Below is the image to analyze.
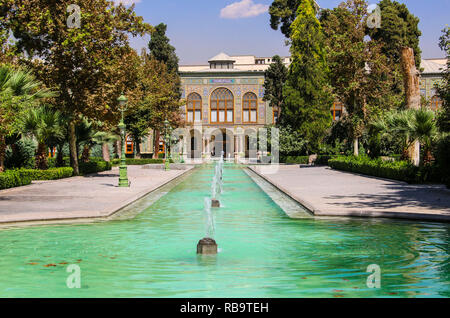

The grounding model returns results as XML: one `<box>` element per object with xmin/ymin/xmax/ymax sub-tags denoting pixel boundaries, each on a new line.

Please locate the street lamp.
<box><xmin>163</xmin><ymin>119</ymin><xmax>173</xmax><ymax>171</ymax></box>
<box><xmin>117</xmin><ymin>93</ymin><xmax>129</xmax><ymax>187</ymax></box>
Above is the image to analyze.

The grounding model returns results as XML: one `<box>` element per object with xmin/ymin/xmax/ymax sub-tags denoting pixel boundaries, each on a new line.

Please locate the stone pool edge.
<box><xmin>0</xmin><ymin>166</ymin><xmax>195</xmax><ymax>228</ymax></box>
<box><xmin>247</xmin><ymin>166</ymin><xmax>450</xmax><ymax>223</ymax></box>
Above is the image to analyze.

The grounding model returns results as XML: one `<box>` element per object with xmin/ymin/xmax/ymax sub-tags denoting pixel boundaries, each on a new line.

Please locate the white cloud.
<box><xmin>114</xmin><ymin>0</ymin><xmax>142</xmax><ymax>6</ymax></box>
<box><xmin>220</xmin><ymin>0</ymin><xmax>269</xmax><ymax>19</ymax></box>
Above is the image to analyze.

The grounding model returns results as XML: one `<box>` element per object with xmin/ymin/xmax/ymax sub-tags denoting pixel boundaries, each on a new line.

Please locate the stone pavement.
<box><xmin>249</xmin><ymin>165</ymin><xmax>450</xmax><ymax>222</ymax></box>
<box><xmin>0</xmin><ymin>165</ymin><xmax>193</xmax><ymax>225</ymax></box>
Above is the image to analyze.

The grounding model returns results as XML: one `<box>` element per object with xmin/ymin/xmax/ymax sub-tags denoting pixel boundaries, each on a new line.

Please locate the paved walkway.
<box><xmin>0</xmin><ymin>165</ymin><xmax>193</xmax><ymax>225</ymax></box>
<box><xmin>249</xmin><ymin>165</ymin><xmax>450</xmax><ymax>222</ymax></box>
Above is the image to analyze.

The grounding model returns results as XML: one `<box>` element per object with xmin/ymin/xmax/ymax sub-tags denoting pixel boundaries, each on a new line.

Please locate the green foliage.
<box><xmin>320</xmin><ymin>0</ymin><xmax>392</xmax><ymax>153</ymax></box>
<box><xmin>435</xmin><ymin>135</ymin><xmax>450</xmax><ymax>188</ymax></box>
<box><xmin>5</xmin><ymin>138</ymin><xmax>36</xmax><ymax>169</ymax></box>
<box><xmin>15</xmin><ymin>167</ymin><xmax>74</xmax><ymax>181</ymax></box>
<box><xmin>269</xmin><ymin>0</ymin><xmax>317</xmax><ymax>38</ymax></box>
<box><xmin>148</xmin><ymin>23</ymin><xmax>179</xmax><ymax>74</ymax></box>
<box><xmin>282</xmin><ymin>0</ymin><xmax>332</xmax><ymax>153</ymax></box>
<box><xmin>79</xmin><ymin>159</ymin><xmax>112</xmax><ymax>175</ymax></box>
<box><xmin>436</xmin><ymin>27</ymin><xmax>450</xmax><ymax>133</ymax></box>
<box><xmin>111</xmin><ymin>158</ymin><xmax>173</xmax><ymax>165</ymax></box>
<box><xmin>263</xmin><ymin>55</ymin><xmax>288</xmax><ymax>110</ymax></box>
<box><xmin>0</xmin><ymin>170</ymin><xmax>32</xmax><ymax>190</ymax></box>
<box><xmin>369</xmin><ymin>108</ymin><xmax>437</xmax><ymax>162</ymax></box>
<box><xmin>368</xmin><ymin>0</ymin><xmax>422</xmax><ymax>68</ymax></box>
<box><xmin>328</xmin><ymin>156</ymin><xmax>439</xmax><ymax>183</ymax></box>
<box><xmin>280</xmin><ymin>155</ymin><xmax>309</xmax><ymax>164</ymax></box>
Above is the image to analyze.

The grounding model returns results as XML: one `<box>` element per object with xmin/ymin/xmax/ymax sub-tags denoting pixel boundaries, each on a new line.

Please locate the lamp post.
<box><xmin>117</xmin><ymin>94</ymin><xmax>129</xmax><ymax>187</ymax></box>
<box><xmin>163</xmin><ymin>119</ymin><xmax>172</xmax><ymax>171</ymax></box>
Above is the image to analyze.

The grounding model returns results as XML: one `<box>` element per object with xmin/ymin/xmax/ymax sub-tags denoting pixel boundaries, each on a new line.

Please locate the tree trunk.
<box><xmin>36</xmin><ymin>142</ymin><xmax>48</xmax><ymax>170</ymax></box>
<box><xmin>353</xmin><ymin>137</ymin><xmax>359</xmax><ymax>156</ymax></box>
<box><xmin>153</xmin><ymin>130</ymin><xmax>160</xmax><ymax>159</ymax></box>
<box><xmin>135</xmin><ymin>140</ymin><xmax>141</xmax><ymax>159</ymax></box>
<box><xmin>0</xmin><ymin>135</ymin><xmax>6</xmax><ymax>172</ymax></box>
<box><xmin>116</xmin><ymin>139</ymin><xmax>122</xmax><ymax>158</ymax></box>
<box><xmin>68</xmin><ymin>119</ymin><xmax>79</xmax><ymax>175</ymax></box>
<box><xmin>81</xmin><ymin>144</ymin><xmax>90</xmax><ymax>163</ymax></box>
<box><xmin>56</xmin><ymin>143</ymin><xmax>64</xmax><ymax>167</ymax></box>
<box><xmin>102</xmin><ymin>143</ymin><xmax>110</xmax><ymax>162</ymax></box>
<box><xmin>401</xmin><ymin>47</ymin><xmax>421</xmax><ymax>166</ymax></box>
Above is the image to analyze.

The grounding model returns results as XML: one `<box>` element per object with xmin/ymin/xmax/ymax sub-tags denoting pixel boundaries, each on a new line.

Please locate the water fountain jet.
<box><xmin>197</xmin><ymin>197</ymin><xmax>218</xmax><ymax>254</ymax></box>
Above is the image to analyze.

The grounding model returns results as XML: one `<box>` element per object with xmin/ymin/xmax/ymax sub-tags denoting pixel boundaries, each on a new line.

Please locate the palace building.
<box><xmin>132</xmin><ymin>53</ymin><xmax>446</xmax><ymax>160</ymax></box>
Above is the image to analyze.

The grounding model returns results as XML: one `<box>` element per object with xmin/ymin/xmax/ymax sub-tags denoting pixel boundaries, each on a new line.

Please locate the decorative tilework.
<box><xmin>240</xmin><ymin>78</ymin><xmax>258</xmax><ymax>85</ymax></box>
<box><xmin>259</xmin><ymin>88</ymin><xmax>265</xmax><ymax>98</ymax></box>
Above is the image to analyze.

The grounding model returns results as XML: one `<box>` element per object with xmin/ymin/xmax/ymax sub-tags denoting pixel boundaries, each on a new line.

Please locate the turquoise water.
<box><xmin>0</xmin><ymin>165</ymin><xmax>449</xmax><ymax>297</ymax></box>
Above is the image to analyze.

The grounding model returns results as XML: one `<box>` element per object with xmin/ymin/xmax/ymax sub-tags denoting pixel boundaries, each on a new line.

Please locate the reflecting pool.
<box><xmin>0</xmin><ymin>165</ymin><xmax>449</xmax><ymax>297</ymax></box>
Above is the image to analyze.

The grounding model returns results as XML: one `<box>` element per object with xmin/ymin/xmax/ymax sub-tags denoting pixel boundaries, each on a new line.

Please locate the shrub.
<box><xmin>328</xmin><ymin>156</ymin><xmax>425</xmax><ymax>183</ymax></box>
<box><xmin>0</xmin><ymin>171</ymin><xmax>32</xmax><ymax>190</ymax></box>
<box><xmin>280</xmin><ymin>155</ymin><xmax>309</xmax><ymax>164</ymax></box>
<box><xmin>315</xmin><ymin>155</ymin><xmax>340</xmax><ymax>165</ymax></box>
<box><xmin>111</xmin><ymin>158</ymin><xmax>174</xmax><ymax>165</ymax></box>
<box><xmin>435</xmin><ymin>135</ymin><xmax>450</xmax><ymax>188</ymax></box>
<box><xmin>79</xmin><ymin>160</ymin><xmax>112</xmax><ymax>175</ymax></box>
<box><xmin>16</xmin><ymin>167</ymin><xmax>74</xmax><ymax>181</ymax></box>
<box><xmin>5</xmin><ymin>139</ymin><xmax>36</xmax><ymax>169</ymax></box>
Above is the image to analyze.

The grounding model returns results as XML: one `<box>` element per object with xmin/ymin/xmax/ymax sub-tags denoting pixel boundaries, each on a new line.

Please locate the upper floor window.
<box><xmin>242</xmin><ymin>92</ymin><xmax>257</xmax><ymax>123</ymax></box>
<box><xmin>186</xmin><ymin>92</ymin><xmax>202</xmax><ymax>123</ymax></box>
<box><xmin>210</xmin><ymin>88</ymin><xmax>234</xmax><ymax>123</ymax></box>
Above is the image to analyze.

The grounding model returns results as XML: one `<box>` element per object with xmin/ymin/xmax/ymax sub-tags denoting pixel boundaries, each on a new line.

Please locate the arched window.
<box><xmin>210</xmin><ymin>88</ymin><xmax>234</xmax><ymax>123</ymax></box>
<box><xmin>186</xmin><ymin>93</ymin><xmax>202</xmax><ymax>123</ymax></box>
<box><xmin>331</xmin><ymin>101</ymin><xmax>344</xmax><ymax>121</ymax></box>
<box><xmin>430</xmin><ymin>96</ymin><xmax>442</xmax><ymax>111</ymax></box>
<box><xmin>242</xmin><ymin>92</ymin><xmax>258</xmax><ymax>123</ymax></box>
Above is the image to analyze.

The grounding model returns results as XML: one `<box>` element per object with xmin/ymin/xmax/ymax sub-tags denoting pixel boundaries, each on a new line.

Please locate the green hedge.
<box><xmin>280</xmin><ymin>155</ymin><xmax>339</xmax><ymax>165</ymax></box>
<box><xmin>111</xmin><ymin>158</ymin><xmax>175</xmax><ymax>165</ymax></box>
<box><xmin>0</xmin><ymin>171</ymin><xmax>32</xmax><ymax>190</ymax></box>
<box><xmin>15</xmin><ymin>167</ymin><xmax>74</xmax><ymax>181</ymax></box>
<box><xmin>79</xmin><ymin>160</ymin><xmax>112</xmax><ymax>174</ymax></box>
<box><xmin>280</xmin><ymin>155</ymin><xmax>309</xmax><ymax>164</ymax></box>
<box><xmin>327</xmin><ymin>156</ymin><xmax>439</xmax><ymax>184</ymax></box>
<box><xmin>111</xmin><ymin>158</ymin><xmax>163</xmax><ymax>165</ymax></box>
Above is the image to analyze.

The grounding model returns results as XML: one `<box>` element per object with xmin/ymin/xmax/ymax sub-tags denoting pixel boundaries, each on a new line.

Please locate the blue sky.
<box><xmin>123</xmin><ymin>0</ymin><xmax>449</xmax><ymax>64</ymax></box>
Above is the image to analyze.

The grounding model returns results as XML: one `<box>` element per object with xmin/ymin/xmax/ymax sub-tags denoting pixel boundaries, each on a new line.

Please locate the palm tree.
<box><xmin>20</xmin><ymin>105</ymin><xmax>64</xmax><ymax>169</ymax></box>
<box><xmin>0</xmin><ymin>64</ymin><xmax>56</xmax><ymax>171</ymax></box>
<box><xmin>371</xmin><ymin>108</ymin><xmax>437</xmax><ymax>165</ymax></box>
<box><xmin>92</xmin><ymin>131</ymin><xmax>119</xmax><ymax>162</ymax></box>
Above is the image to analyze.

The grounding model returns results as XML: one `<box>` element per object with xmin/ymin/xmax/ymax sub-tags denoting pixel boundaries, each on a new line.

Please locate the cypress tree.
<box><xmin>282</xmin><ymin>0</ymin><xmax>332</xmax><ymax>153</ymax></box>
<box><xmin>148</xmin><ymin>23</ymin><xmax>179</xmax><ymax>74</ymax></box>
<box><xmin>263</xmin><ymin>55</ymin><xmax>288</xmax><ymax>120</ymax></box>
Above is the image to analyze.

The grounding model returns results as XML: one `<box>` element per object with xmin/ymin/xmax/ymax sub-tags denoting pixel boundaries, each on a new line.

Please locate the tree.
<box><xmin>148</xmin><ymin>23</ymin><xmax>179</xmax><ymax>74</ymax></box>
<box><xmin>147</xmin><ymin>23</ymin><xmax>181</xmax><ymax>158</ymax></box>
<box><xmin>437</xmin><ymin>27</ymin><xmax>450</xmax><ymax>133</ymax></box>
<box><xmin>92</xmin><ymin>131</ymin><xmax>118</xmax><ymax>162</ymax></box>
<box><xmin>21</xmin><ymin>105</ymin><xmax>64</xmax><ymax>169</ymax></box>
<box><xmin>282</xmin><ymin>0</ymin><xmax>332</xmax><ymax>154</ymax></box>
<box><xmin>366</xmin><ymin>0</ymin><xmax>422</xmax><ymax>164</ymax></box>
<box><xmin>269</xmin><ymin>0</ymin><xmax>318</xmax><ymax>38</ymax></box>
<box><xmin>125</xmin><ymin>56</ymin><xmax>183</xmax><ymax>158</ymax></box>
<box><xmin>263</xmin><ymin>55</ymin><xmax>288</xmax><ymax>121</ymax></box>
<box><xmin>0</xmin><ymin>64</ymin><xmax>54</xmax><ymax>171</ymax></box>
<box><xmin>371</xmin><ymin>109</ymin><xmax>437</xmax><ymax>165</ymax></box>
<box><xmin>368</xmin><ymin>0</ymin><xmax>422</xmax><ymax>68</ymax></box>
<box><xmin>3</xmin><ymin>0</ymin><xmax>152</xmax><ymax>175</ymax></box>
<box><xmin>320</xmin><ymin>0</ymin><xmax>391</xmax><ymax>156</ymax></box>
